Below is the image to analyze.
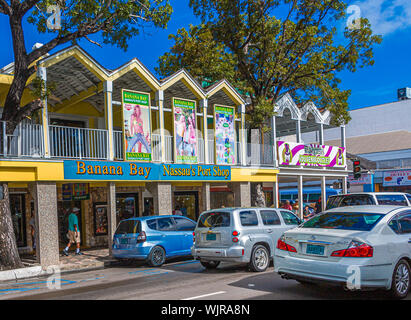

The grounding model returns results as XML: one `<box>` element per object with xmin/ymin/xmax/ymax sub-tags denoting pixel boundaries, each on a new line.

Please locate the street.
<box><xmin>0</xmin><ymin>258</ymin><xmax>402</xmax><ymax>300</ymax></box>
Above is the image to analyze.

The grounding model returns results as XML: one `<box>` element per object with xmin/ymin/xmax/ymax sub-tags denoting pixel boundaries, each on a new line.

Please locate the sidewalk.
<box><xmin>0</xmin><ymin>248</ymin><xmax>117</xmax><ymax>282</ymax></box>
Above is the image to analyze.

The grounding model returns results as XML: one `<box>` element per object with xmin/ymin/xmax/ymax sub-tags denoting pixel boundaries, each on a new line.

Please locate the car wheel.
<box><xmin>200</xmin><ymin>260</ymin><xmax>220</xmax><ymax>269</ymax></box>
<box><xmin>249</xmin><ymin>245</ymin><xmax>270</xmax><ymax>272</ymax></box>
<box><xmin>389</xmin><ymin>259</ymin><xmax>410</xmax><ymax>299</ymax></box>
<box><xmin>148</xmin><ymin>246</ymin><xmax>166</xmax><ymax>267</ymax></box>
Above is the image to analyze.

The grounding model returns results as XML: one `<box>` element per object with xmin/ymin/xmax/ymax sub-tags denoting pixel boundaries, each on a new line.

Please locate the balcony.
<box><xmin>0</xmin><ymin>121</ymin><xmax>277</xmax><ymax>167</ymax></box>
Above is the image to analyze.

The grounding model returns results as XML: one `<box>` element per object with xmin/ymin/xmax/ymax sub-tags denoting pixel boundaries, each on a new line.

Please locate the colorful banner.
<box><xmin>173</xmin><ymin>98</ymin><xmax>198</xmax><ymax>164</ymax></box>
<box><xmin>64</xmin><ymin>160</ymin><xmax>231</xmax><ymax>181</ymax></box>
<box><xmin>383</xmin><ymin>170</ymin><xmax>411</xmax><ymax>187</ymax></box>
<box><xmin>277</xmin><ymin>141</ymin><xmax>346</xmax><ymax>168</ymax></box>
<box><xmin>214</xmin><ymin>105</ymin><xmax>235</xmax><ymax>165</ymax></box>
<box><xmin>122</xmin><ymin>89</ymin><xmax>152</xmax><ymax>161</ymax></box>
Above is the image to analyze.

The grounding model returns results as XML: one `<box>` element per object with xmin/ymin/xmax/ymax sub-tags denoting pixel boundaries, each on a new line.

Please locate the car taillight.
<box><xmin>277</xmin><ymin>237</ymin><xmax>297</xmax><ymax>253</ymax></box>
<box><xmin>232</xmin><ymin>231</ymin><xmax>240</xmax><ymax>236</ymax></box>
<box><xmin>331</xmin><ymin>241</ymin><xmax>373</xmax><ymax>258</ymax></box>
<box><xmin>193</xmin><ymin>231</ymin><xmax>195</xmax><ymax>243</ymax></box>
<box><xmin>137</xmin><ymin>231</ymin><xmax>146</xmax><ymax>242</ymax></box>
<box><xmin>232</xmin><ymin>237</ymin><xmax>239</xmax><ymax>243</ymax></box>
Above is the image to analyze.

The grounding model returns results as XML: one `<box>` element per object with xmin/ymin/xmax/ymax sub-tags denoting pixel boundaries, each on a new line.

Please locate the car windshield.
<box><xmin>115</xmin><ymin>220</ymin><xmax>140</xmax><ymax>234</ymax></box>
<box><xmin>301</xmin><ymin>212</ymin><xmax>385</xmax><ymax>231</ymax></box>
<box><xmin>198</xmin><ymin>211</ymin><xmax>231</xmax><ymax>228</ymax></box>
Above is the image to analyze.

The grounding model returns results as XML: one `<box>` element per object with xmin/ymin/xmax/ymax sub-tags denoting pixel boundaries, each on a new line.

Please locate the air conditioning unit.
<box><xmin>397</xmin><ymin>87</ymin><xmax>411</xmax><ymax>100</ymax></box>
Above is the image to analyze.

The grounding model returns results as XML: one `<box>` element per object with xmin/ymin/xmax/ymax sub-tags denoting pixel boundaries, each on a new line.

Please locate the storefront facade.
<box><xmin>0</xmin><ymin>45</ymin><xmax>347</xmax><ymax>268</ymax></box>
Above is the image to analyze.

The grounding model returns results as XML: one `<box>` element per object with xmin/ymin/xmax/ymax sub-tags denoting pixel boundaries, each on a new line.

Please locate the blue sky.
<box><xmin>0</xmin><ymin>0</ymin><xmax>411</xmax><ymax>110</ymax></box>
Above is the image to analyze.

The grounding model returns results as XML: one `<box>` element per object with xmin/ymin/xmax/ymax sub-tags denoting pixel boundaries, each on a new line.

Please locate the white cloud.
<box><xmin>353</xmin><ymin>0</ymin><xmax>411</xmax><ymax>35</ymax></box>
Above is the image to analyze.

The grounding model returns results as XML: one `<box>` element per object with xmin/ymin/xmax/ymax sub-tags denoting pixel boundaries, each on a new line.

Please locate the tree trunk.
<box><xmin>0</xmin><ymin>183</ymin><xmax>23</xmax><ymax>270</ymax></box>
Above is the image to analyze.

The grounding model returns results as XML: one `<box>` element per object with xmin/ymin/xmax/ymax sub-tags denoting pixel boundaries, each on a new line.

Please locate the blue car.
<box><xmin>112</xmin><ymin>215</ymin><xmax>196</xmax><ymax>266</ymax></box>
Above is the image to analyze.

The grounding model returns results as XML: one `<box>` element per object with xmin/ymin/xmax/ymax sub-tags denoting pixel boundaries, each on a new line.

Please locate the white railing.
<box><xmin>0</xmin><ymin>121</ymin><xmax>278</xmax><ymax>168</ymax></box>
<box><xmin>247</xmin><ymin>143</ymin><xmax>275</xmax><ymax>166</ymax></box>
<box><xmin>0</xmin><ymin>121</ymin><xmax>44</xmax><ymax>158</ymax></box>
<box><xmin>49</xmin><ymin>126</ymin><xmax>108</xmax><ymax>160</ymax></box>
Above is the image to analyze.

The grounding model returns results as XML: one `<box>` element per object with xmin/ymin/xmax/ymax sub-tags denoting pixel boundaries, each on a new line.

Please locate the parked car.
<box><xmin>112</xmin><ymin>215</ymin><xmax>196</xmax><ymax>266</ymax></box>
<box><xmin>191</xmin><ymin>207</ymin><xmax>302</xmax><ymax>272</ymax></box>
<box><xmin>274</xmin><ymin>205</ymin><xmax>411</xmax><ymax>299</ymax></box>
<box><xmin>326</xmin><ymin>192</ymin><xmax>411</xmax><ymax>210</ymax></box>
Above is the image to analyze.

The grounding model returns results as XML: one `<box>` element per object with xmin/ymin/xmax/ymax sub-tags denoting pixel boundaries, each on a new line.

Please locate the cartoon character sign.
<box><xmin>214</xmin><ymin>105</ymin><xmax>235</xmax><ymax>165</ymax></box>
<box><xmin>282</xmin><ymin>143</ymin><xmax>293</xmax><ymax>164</ymax></box>
<box><xmin>122</xmin><ymin>90</ymin><xmax>152</xmax><ymax>161</ymax></box>
<box><xmin>337</xmin><ymin>147</ymin><xmax>344</xmax><ymax>166</ymax></box>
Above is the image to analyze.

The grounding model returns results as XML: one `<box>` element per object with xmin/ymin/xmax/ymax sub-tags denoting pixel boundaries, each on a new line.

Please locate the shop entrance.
<box><xmin>174</xmin><ymin>191</ymin><xmax>199</xmax><ymax>221</ymax></box>
<box><xmin>116</xmin><ymin>193</ymin><xmax>139</xmax><ymax>225</ymax></box>
<box><xmin>57</xmin><ymin>200</ymin><xmax>84</xmax><ymax>247</ymax></box>
<box><xmin>9</xmin><ymin>194</ymin><xmax>27</xmax><ymax>248</ymax></box>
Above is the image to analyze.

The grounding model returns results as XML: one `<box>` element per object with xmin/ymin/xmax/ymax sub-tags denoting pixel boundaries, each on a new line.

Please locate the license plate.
<box><xmin>306</xmin><ymin>244</ymin><xmax>325</xmax><ymax>255</ymax></box>
<box><xmin>206</xmin><ymin>233</ymin><xmax>217</xmax><ymax>241</ymax></box>
<box><xmin>120</xmin><ymin>238</ymin><xmax>128</xmax><ymax>244</ymax></box>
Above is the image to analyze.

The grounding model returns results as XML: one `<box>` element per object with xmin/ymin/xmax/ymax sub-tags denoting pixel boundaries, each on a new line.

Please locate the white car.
<box><xmin>274</xmin><ymin>205</ymin><xmax>411</xmax><ymax>299</ymax></box>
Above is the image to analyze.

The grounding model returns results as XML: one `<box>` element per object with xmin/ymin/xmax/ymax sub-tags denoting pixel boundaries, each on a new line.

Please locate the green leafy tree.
<box><xmin>0</xmin><ymin>0</ymin><xmax>172</xmax><ymax>270</ymax></box>
<box><xmin>157</xmin><ymin>0</ymin><xmax>382</xmax><ymax>129</ymax></box>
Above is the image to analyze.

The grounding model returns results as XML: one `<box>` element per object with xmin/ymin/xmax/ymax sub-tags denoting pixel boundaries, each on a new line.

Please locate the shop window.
<box><xmin>116</xmin><ymin>193</ymin><xmax>139</xmax><ymax>225</ymax></box>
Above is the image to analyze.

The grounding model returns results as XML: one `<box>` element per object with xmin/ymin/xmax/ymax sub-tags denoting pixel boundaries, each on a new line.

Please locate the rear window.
<box><xmin>326</xmin><ymin>196</ymin><xmax>341</xmax><ymax>210</ymax></box>
<box><xmin>198</xmin><ymin>211</ymin><xmax>231</xmax><ymax>228</ymax></box>
<box><xmin>376</xmin><ymin>194</ymin><xmax>408</xmax><ymax>206</ymax></box>
<box><xmin>115</xmin><ymin>220</ymin><xmax>140</xmax><ymax>234</ymax></box>
<box><xmin>339</xmin><ymin>195</ymin><xmax>374</xmax><ymax>207</ymax></box>
<box><xmin>301</xmin><ymin>212</ymin><xmax>384</xmax><ymax>231</ymax></box>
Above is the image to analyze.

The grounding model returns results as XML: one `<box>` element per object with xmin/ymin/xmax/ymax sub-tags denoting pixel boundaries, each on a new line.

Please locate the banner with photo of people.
<box><xmin>173</xmin><ymin>98</ymin><xmax>198</xmax><ymax>164</ymax></box>
<box><xmin>122</xmin><ymin>89</ymin><xmax>152</xmax><ymax>161</ymax></box>
<box><xmin>214</xmin><ymin>105</ymin><xmax>236</xmax><ymax>165</ymax></box>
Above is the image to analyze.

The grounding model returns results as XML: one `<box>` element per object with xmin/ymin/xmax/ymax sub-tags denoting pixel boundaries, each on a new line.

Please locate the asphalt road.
<box><xmin>0</xmin><ymin>258</ymin><xmax>405</xmax><ymax>301</ymax></box>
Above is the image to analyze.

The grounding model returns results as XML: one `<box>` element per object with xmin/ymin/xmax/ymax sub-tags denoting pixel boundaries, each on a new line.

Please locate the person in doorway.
<box><xmin>174</xmin><ymin>205</ymin><xmax>183</xmax><ymax>216</ymax></box>
<box><xmin>29</xmin><ymin>210</ymin><xmax>36</xmax><ymax>256</ymax></box>
<box><xmin>62</xmin><ymin>207</ymin><xmax>83</xmax><ymax>256</ymax></box>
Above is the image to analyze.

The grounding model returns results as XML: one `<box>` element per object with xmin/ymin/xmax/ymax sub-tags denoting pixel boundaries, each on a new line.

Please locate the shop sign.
<box><xmin>122</xmin><ymin>89</ymin><xmax>152</xmax><ymax>162</ymax></box>
<box><xmin>277</xmin><ymin>141</ymin><xmax>346</xmax><ymax>168</ymax></box>
<box><xmin>173</xmin><ymin>97</ymin><xmax>198</xmax><ymax>164</ymax></box>
<box><xmin>383</xmin><ymin>170</ymin><xmax>411</xmax><ymax>187</ymax></box>
<box><xmin>214</xmin><ymin>105</ymin><xmax>236</xmax><ymax>165</ymax></box>
<box><xmin>62</xmin><ymin>183</ymin><xmax>90</xmax><ymax>200</ymax></box>
<box><xmin>64</xmin><ymin>160</ymin><xmax>231</xmax><ymax>181</ymax></box>
<box><xmin>348</xmin><ymin>173</ymin><xmax>372</xmax><ymax>185</ymax></box>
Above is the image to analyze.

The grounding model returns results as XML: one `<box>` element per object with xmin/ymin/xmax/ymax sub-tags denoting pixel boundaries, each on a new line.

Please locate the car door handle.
<box><xmin>267</xmin><ymin>229</ymin><xmax>273</xmax><ymax>233</ymax></box>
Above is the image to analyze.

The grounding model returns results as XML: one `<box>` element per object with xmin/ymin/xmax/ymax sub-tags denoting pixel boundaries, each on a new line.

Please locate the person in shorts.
<box><xmin>62</xmin><ymin>207</ymin><xmax>83</xmax><ymax>256</ymax></box>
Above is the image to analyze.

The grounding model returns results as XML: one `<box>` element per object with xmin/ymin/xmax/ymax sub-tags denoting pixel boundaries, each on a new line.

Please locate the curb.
<box><xmin>0</xmin><ymin>260</ymin><xmax>117</xmax><ymax>282</ymax></box>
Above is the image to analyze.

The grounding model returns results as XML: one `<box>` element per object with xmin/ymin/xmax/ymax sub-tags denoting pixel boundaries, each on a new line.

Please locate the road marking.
<box><xmin>182</xmin><ymin>291</ymin><xmax>226</xmax><ymax>300</ymax></box>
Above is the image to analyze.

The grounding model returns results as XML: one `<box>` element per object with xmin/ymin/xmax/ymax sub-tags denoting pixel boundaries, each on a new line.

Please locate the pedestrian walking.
<box><xmin>62</xmin><ymin>207</ymin><xmax>83</xmax><ymax>256</ymax></box>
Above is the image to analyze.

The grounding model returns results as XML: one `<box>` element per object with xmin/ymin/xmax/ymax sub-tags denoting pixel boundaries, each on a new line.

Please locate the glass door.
<box><xmin>9</xmin><ymin>194</ymin><xmax>27</xmax><ymax>247</ymax></box>
<box><xmin>173</xmin><ymin>191</ymin><xmax>199</xmax><ymax>221</ymax></box>
<box><xmin>116</xmin><ymin>193</ymin><xmax>139</xmax><ymax>225</ymax></box>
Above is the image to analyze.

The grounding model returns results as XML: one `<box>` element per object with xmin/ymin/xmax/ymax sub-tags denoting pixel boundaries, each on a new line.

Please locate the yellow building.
<box><xmin>0</xmin><ymin>45</ymin><xmax>347</xmax><ymax>268</ymax></box>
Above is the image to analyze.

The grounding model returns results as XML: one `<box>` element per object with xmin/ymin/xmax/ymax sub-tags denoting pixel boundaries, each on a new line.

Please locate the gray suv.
<box><xmin>191</xmin><ymin>207</ymin><xmax>301</xmax><ymax>272</ymax></box>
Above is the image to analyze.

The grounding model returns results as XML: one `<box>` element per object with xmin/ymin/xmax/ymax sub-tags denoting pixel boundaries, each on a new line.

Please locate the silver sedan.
<box><xmin>274</xmin><ymin>205</ymin><xmax>411</xmax><ymax>299</ymax></box>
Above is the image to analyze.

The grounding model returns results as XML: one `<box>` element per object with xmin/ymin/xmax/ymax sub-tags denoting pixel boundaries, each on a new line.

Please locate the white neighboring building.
<box><xmin>303</xmin><ymin>89</ymin><xmax>411</xmax><ymax>193</ymax></box>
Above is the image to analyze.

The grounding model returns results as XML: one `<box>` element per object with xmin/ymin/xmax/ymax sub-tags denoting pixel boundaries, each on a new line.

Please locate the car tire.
<box><xmin>389</xmin><ymin>259</ymin><xmax>410</xmax><ymax>299</ymax></box>
<box><xmin>148</xmin><ymin>246</ymin><xmax>166</xmax><ymax>267</ymax></box>
<box><xmin>249</xmin><ymin>245</ymin><xmax>270</xmax><ymax>272</ymax></box>
<box><xmin>200</xmin><ymin>260</ymin><xmax>220</xmax><ymax>269</ymax></box>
